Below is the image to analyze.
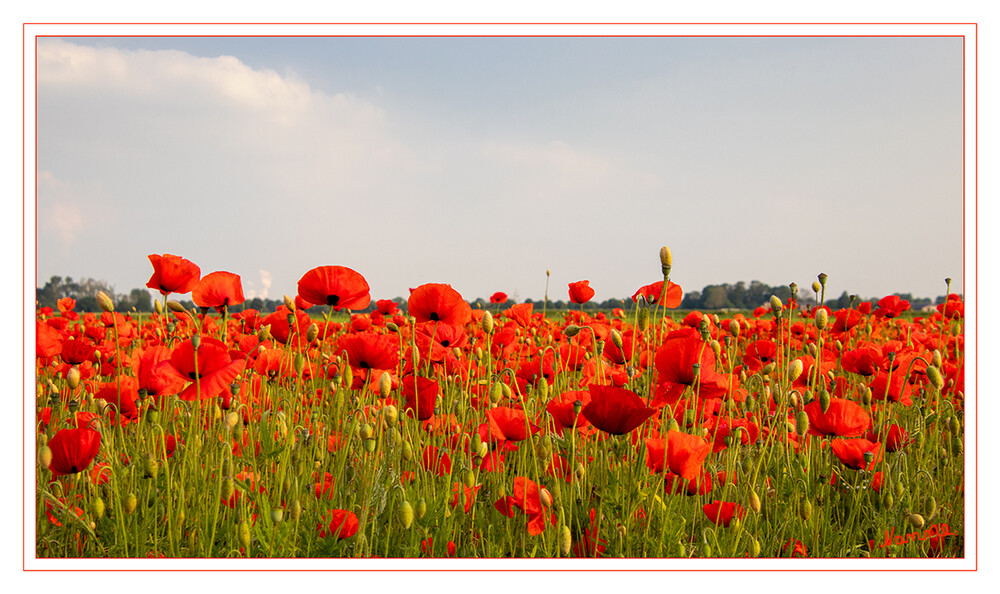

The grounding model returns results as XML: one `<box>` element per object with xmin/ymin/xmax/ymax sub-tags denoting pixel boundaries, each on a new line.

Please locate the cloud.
<box><xmin>37</xmin><ymin>170</ymin><xmax>95</xmax><ymax>247</ymax></box>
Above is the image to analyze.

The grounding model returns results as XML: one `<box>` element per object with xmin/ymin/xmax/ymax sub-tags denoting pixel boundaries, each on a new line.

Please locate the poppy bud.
<box><xmin>401</xmin><ymin>441</ymin><xmax>414</xmax><ymax>462</ymax></box>
<box><xmin>142</xmin><ymin>452</ymin><xmax>160</xmax><ymax>479</ymax></box>
<box><xmin>501</xmin><ymin>383</ymin><xmax>512</xmax><ymax>399</ymax></box>
<box><xmin>811</xmin><ymin>281</ymin><xmax>821</xmax><ymax>294</ymax></box>
<box><xmin>386</xmin><ymin>322</ymin><xmax>399</xmax><ymax>333</ymax></box>
<box><xmin>815</xmin><ymin>308</ymin><xmax>828</xmax><ymax>330</ymax></box>
<box><xmin>306</xmin><ymin>323</ymin><xmax>319</xmax><ymax>343</ymax></box>
<box><xmin>563</xmin><ymin>325</ymin><xmax>581</xmax><ymax>338</ymax></box>
<box><xmin>749</xmin><ymin>489</ymin><xmax>761</xmax><ymax>514</ymax></box>
<box><xmin>67</xmin><ymin>366</ymin><xmax>81</xmax><ymax>390</ymax></box>
<box><xmin>560</xmin><ymin>525</ymin><xmax>572</xmax><ymax>556</ymax></box>
<box><xmin>379</xmin><ymin>373</ymin><xmax>393</xmax><ymax>399</ymax></box>
<box><xmin>415</xmin><ymin>497</ymin><xmax>427</xmax><ymax>520</ymax></box>
<box><xmin>575</xmin><ymin>462</ymin><xmax>586</xmax><ymax>481</ymax></box>
<box><xmin>710</xmin><ymin>340</ymin><xmax>721</xmax><ymax>360</ymax></box>
<box><xmin>762</xmin><ymin>363</ymin><xmax>774</xmax><ymax>376</ymax></box>
<box><xmin>362</xmin><ymin>438</ymin><xmax>376</xmax><ymax>453</ymax></box>
<box><xmin>382</xmin><ymin>403</ymin><xmax>397</xmax><ymax>424</ymax></box>
<box><xmin>238</xmin><ymin>520</ymin><xmax>251</xmax><ymax>549</ymax></box>
<box><xmin>908</xmin><ymin>513</ymin><xmax>925</xmax><ymax>530</ymax></box>
<box><xmin>751</xmin><ymin>538</ymin><xmax>761</xmax><ymax>557</ymax></box>
<box><xmin>861</xmin><ymin>388</ymin><xmax>872</xmax><ymax>406</ymax></box>
<box><xmin>728</xmin><ymin>319</ymin><xmax>740</xmax><ymax>337</ymax></box>
<box><xmin>97</xmin><ymin>291</ymin><xmax>115</xmax><ymax>313</ymax></box>
<box><xmin>190</xmin><ymin>334</ymin><xmax>201</xmax><ymax>351</ymax></box>
<box><xmin>290</xmin><ymin>499</ymin><xmax>302</xmax><ymax>521</ymax></box>
<box><xmin>222</xmin><ymin>477</ymin><xmax>235</xmax><ymax>501</ymax></box>
<box><xmin>397</xmin><ymin>501</ymin><xmax>414</xmax><ymax>529</ymax></box>
<box><xmin>926</xmin><ymin>366</ymin><xmax>944</xmax><ymax>390</ymax></box>
<box><xmin>540</xmin><ymin>487</ymin><xmax>553</xmax><ymax>508</ymax></box>
<box><xmin>342</xmin><ymin>365</ymin><xmax>353</xmax><ymax>388</ymax></box>
<box><xmin>659</xmin><ymin>246</ymin><xmax>672</xmax><ymax>269</ymax></box>
<box><xmin>610</xmin><ymin>329</ymin><xmax>623</xmax><ymax>351</ymax></box>
<box><xmin>481</xmin><ymin>311</ymin><xmax>494</xmax><ymax>334</ymax></box>
<box><xmin>91</xmin><ymin>496</ymin><xmax>105</xmax><ymax>519</ymax></box>
<box><xmin>770</xmin><ymin>295</ymin><xmax>783</xmax><ymax>312</ymax></box>
<box><xmin>795</xmin><ymin>410</ymin><xmax>809</xmax><ymax>437</ymax></box>
<box><xmin>123</xmin><ymin>492</ymin><xmax>138</xmax><ymax>515</ymax></box>
<box><xmin>637</xmin><ymin>306</ymin><xmax>649</xmax><ymax>330</ymax></box>
<box><xmin>798</xmin><ymin>497</ymin><xmax>812</xmax><ymax>521</ymax></box>
<box><xmin>788</xmin><ymin>359</ymin><xmax>803</xmax><ymax>382</ymax></box>
<box><xmin>270</xmin><ymin>508</ymin><xmax>283</xmax><ymax>523</ymax></box>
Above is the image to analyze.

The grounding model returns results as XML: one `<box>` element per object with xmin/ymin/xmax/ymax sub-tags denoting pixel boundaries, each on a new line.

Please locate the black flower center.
<box><xmin>326</xmin><ymin>295</ymin><xmax>341</xmax><ymax>306</ymax></box>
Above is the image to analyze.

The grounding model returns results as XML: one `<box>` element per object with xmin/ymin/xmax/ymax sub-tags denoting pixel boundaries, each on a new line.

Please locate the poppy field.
<box><xmin>33</xmin><ymin>249</ymin><xmax>966</xmax><ymax>560</ymax></box>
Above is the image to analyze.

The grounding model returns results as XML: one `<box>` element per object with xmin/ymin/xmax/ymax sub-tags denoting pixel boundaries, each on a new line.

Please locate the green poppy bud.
<box><xmin>397</xmin><ymin>501</ymin><xmax>414</xmax><ymax>529</ymax></box>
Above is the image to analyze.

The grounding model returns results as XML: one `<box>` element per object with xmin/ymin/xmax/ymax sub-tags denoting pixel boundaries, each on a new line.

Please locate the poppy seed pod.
<box><xmin>818</xmin><ymin>273</ymin><xmax>828</xmax><ymax>287</ymax></box>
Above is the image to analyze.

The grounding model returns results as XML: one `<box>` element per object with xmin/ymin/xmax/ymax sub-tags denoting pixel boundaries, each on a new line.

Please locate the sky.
<box><xmin>34</xmin><ymin>35</ymin><xmax>965</xmax><ymax>305</ymax></box>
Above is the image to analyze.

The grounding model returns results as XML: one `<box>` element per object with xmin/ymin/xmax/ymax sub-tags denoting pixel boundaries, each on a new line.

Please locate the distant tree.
<box><xmin>702</xmin><ymin>285</ymin><xmax>732</xmax><ymax>309</ymax></box>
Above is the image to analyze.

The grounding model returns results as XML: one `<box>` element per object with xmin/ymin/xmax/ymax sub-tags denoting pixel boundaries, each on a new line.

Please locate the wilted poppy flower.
<box><xmin>831</xmin><ymin>438</ymin><xmax>882</xmax><ymax>470</ymax></box>
<box><xmin>804</xmin><ymin>398</ymin><xmax>870</xmax><ymax>438</ymax></box>
<box><xmin>703</xmin><ymin>500</ymin><xmax>745</xmax><ymax>527</ymax></box>
<box><xmin>582</xmin><ymin>384</ymin><xmax>656</xmax><ymax>435</ymax></box>
<box><xmin>160</xmin><ymin>336</ymin><xmax>246</xmax><ymax>401</ymax></box>
<box><xmin>192</xmin><ymin>271</ymin><xmax>245</xmax><ymax>311</ymax></box>
<box><xmin>146</xmin><ymin>253</ymin><xmax>200</xmax><ymax>296</ymax></box>
<box><xmin>631</xmin><ymin>280</ymin><xmax>683</xmax><ymax>308</ymax></box>
<box><xmin>568</xmin><ymin>280</ymin><xmax>595</xmax><ymax>304</ymax></box>
<box><xmin>297</xmin><ymin>266</ymin><xmax>371</xmax><ymax>311</ymax></box>
<box><xmin>326</xmin><ymin>509</ymin><xmax>360</xmax><ymax>539</ymax></box>
<box><xmin>46</xmin><ymin>427</ymin><xmax>101</xmax><ymax>476</ymax></box>
<box><xmin>408</xmin><ymin>283</ymin><xmax>472</xmax><ymax>326</ymax></box>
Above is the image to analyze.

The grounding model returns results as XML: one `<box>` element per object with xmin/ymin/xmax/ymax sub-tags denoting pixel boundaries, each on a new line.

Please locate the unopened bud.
<box><xmin>397</xmin><ymin>501</ymin><xmax>414</xmax><ymax>529</ymax></box>
<box><xmin>123</xmin><ymin>492</ymin><xmax>138</xmax><ymax>515</ymax></box>
<box><xmin>481</xmin><ymin>311</ymin><xmax>494</xmax><ymax>334</ymax></box>
<box><xmin>283</xmin><ymin>295</ymin><xmax>296</xmax><ymax>312</ymax></box>
<box><xmin>38</xmin><ymin>445</ymin><xmax>53</xmax><ymax>469</ymax></box>
<box><xmin>610</xmin><ymin>329</ymin><xmax>623</xmax><ymax>351</ymax></box>
<box><xmin>563</xmin><ymin>325</ymin><xmax>580</xmax><ymax>338</ymax></box>
<box><xmin>67</xmin><ymin>366</ymin><xmax>81</xmax><ymax>390</ymax></box>
<box><xmin>815</xmin><ymin>308</ymin><xmax>828</xmax><ymax>330</ymax></box>
<box><xmin>379</xmin><ymin>373</ymin><xmax>393</xmax><ymax>399</ymax></box>
<box><xmin>238</xmin><ymin>521</ymin><xmax>251</xmax><ymax>548</ymax></box>
<box><xmin>788</xmin><ymin>359</ymin><xmax>803</xmax><ymax>382</ymax></box>
<box><xmin>795</xmin><ymin>410</ymin><xmax>809</xmax><ymax>436</ymax></box>
<box><xmin>728</xmin><ymin>319</ymin><xmax>740</xmax><ymax>337</ymax></box>
<box><xmin>560</xmin><ymin>525</ymin><xmax>572</xmax><ymax>556</ymax></box>
<box><xmin>306</xmin><ymin>323</ymin><xmax>319</xmax><ymax>343</ymax></box>
<box><xmin>811</xmin><ymin>281</ymin><xmax>821</xmax><ymax>294</ymax></box>
<box><xmin>749</xmin><ymin>489</ymin><xmax>761</xmax><ymax>513</ymax></box>
<box><xmin>908</xmin><ymin>513</ymin><xmax>925</xmax><ymax>530</ymax></box>
<box><xmin>415</xmin><ymin>497</ymin><xmax>427</xmax><ymax>520</ymax></box>
<box><xmin>926</xmin><ymin>366</ymin><xmax>944</xmax><ymax>390</ymax></box>
<box><xmin>96</xmin><ymin>291</ymin><xmax>115</xmax><ymax>313</ymax></box>
<box><xmin>143</xmin><ymin>453</ymin><xmax>159</xmax><ymax>479</ymax></box>
<box><xmin>799</xmin><ymin>497</ymin><xmax>812</xmax><ymax>521</ymax></box>
<box><xmin>770</xmin><ymin>295</ymin><xmax>783</xmax><ymax>312</ymax></box>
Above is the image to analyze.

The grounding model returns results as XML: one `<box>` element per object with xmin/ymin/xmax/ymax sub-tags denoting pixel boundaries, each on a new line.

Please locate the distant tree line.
<box><xmin>36</xmin><ymin>275</ymin><xmax>950</xmax><ymax>315</ymax></box>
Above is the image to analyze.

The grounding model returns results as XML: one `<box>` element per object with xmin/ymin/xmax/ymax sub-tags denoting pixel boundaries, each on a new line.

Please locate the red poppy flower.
<box><xmin>327</xmin><ymin>509</ymin><xmax>360</xmax><ymax>539</ymax></box>
<box><xmin>495</xmin><ymin>476</ymin><xmax>548</xmax><ymax>535</ymax></box>
<box><xmin>407</xmin><ymin>283</ymin><xmax>472</xmax><ymax>326</ymax></box>
<box><xmin>645</xmin><ymin>430</ymin><xmax>713</xmax><ymax>481</ymax></box>
<box><xmin>421</xmin><ymin>445</ymin><xmax>452</xmax><ymax>476</ymax></box>
<box><xmin>742</xmin><ymin>340</ymin><xmax>779</xmax><ymax>373</ymax></box>
<box><xmin>804</xmin><ymin>398</ymin><xmax>871</xmax><ymax>438</ymax></box>
<box><xmin>146</xmin><ymin>253</ymin><xmax>201</xmax><ymax>296</ymax></box>
<box><xmin>831</xmin><ymin>309</ymin><xmax>863</xmax><ymax>334</ymax></box>
<box><xmin>486</xmin><ymin>406</ymin><xmax>538</xmax><ymax>442</ymax></box>
<box><xmin>631</xmin><ymin>280</ymin><xmax>683</xmax><ymax>308</ymax></box>
<box><xmin>504</xmin><ymin>302</ymin><xmax>534</xmax><ymax>328</ymax></box>
<box><xmin>192</xmin><ymin>271</ymin><xmax>245</xmax><ymax>311</ymax></box>
<box><xmin>546</xmin><ymin>390</ymin><xmax>591</xmax><ymax>434</ymax></box>
<box><xmin>874</xmin><ymin>295</ymin><xmax>910</xmax><ymax>318</ymax></box>
<box><xmin>869</xmin><ymin>370</ymin><xmax>914</xmax><ymax>406</ymax></box>
<box><xmin>339</xmin><ymin>332</ymin><xmax>400</xmax><ymax>371</ymax></box>
<box><xmin>490</xmin><ymin>292</ymin><xmax>508</xmax><ymax>304</ymax></box>
<box><xmin>831</xmin><ymin>438</ymin><xmax>882</xmax><ymax>470</ymax></box>
<box><xmin>865</xmin><ymin>424</ymin><xmax>912</xmax><ymax>453</ymax></box>
<box><xmin>402</xmin><ymin>375</ymin><xmax>439</xmax><ymax>421</ymax></box>
<box><xmin>297</xmin><ymin>266</ymin><xmax>371</xmax><ymax>311</ymax></box>
<box><xmin>582</xmin><ymin>384</ymin><xmax>656</xmax><ymax>435</ymax></box>
<box><xmin>375</xmin><ymin>299</ymin><xmax>400</xmax><ymax>316</ymax></box>
<box><xmin>653</xmin><ymin>328</ymin><xmax>728</xmax><ymax>407</ymax></box>
<box><xmin>415</xmin><ymin>322</ymin><xmax>468</xmax><ymax>362</ymax></box>
<box><xmin>60</xmin><ymin>338</ymin><xmax>96</xmax><ymax>366</ymax></box>
<box><xmin>46</xmin><ymin>427</ymin><xmax>101</xmax><ymax>476</ymax></box>
<box><xmin>568</xmin><ymin>280</ymin><xmax>595</xmax><ymax>304</ymax></box>
<box><xmin>95</xmin><ymin>377</ymin><xmax>140</xmax><ymax>423</ymax></box>
<box><xmin>160</xmin><ymin>336</ymin><xmax>247</xmax><ymax>401</ymax></box>
<box><xmin>703</xmin><ymin>418</ymin><xmax>760</xmax><ymax>453</ymax></box>
<box><xmin>841</xmin><ymin>343</ymin><xmax>884</xmax><ymax>376</ymax></box>
<box><xmin>702</xmin><ymin>500</ymin><xmax>746</xmax><ymax>527</ymax></box>
<box><xmin>131</xmin><ymin>345</ymin><xmax>186</xmax><ymax>402</ymax></box>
